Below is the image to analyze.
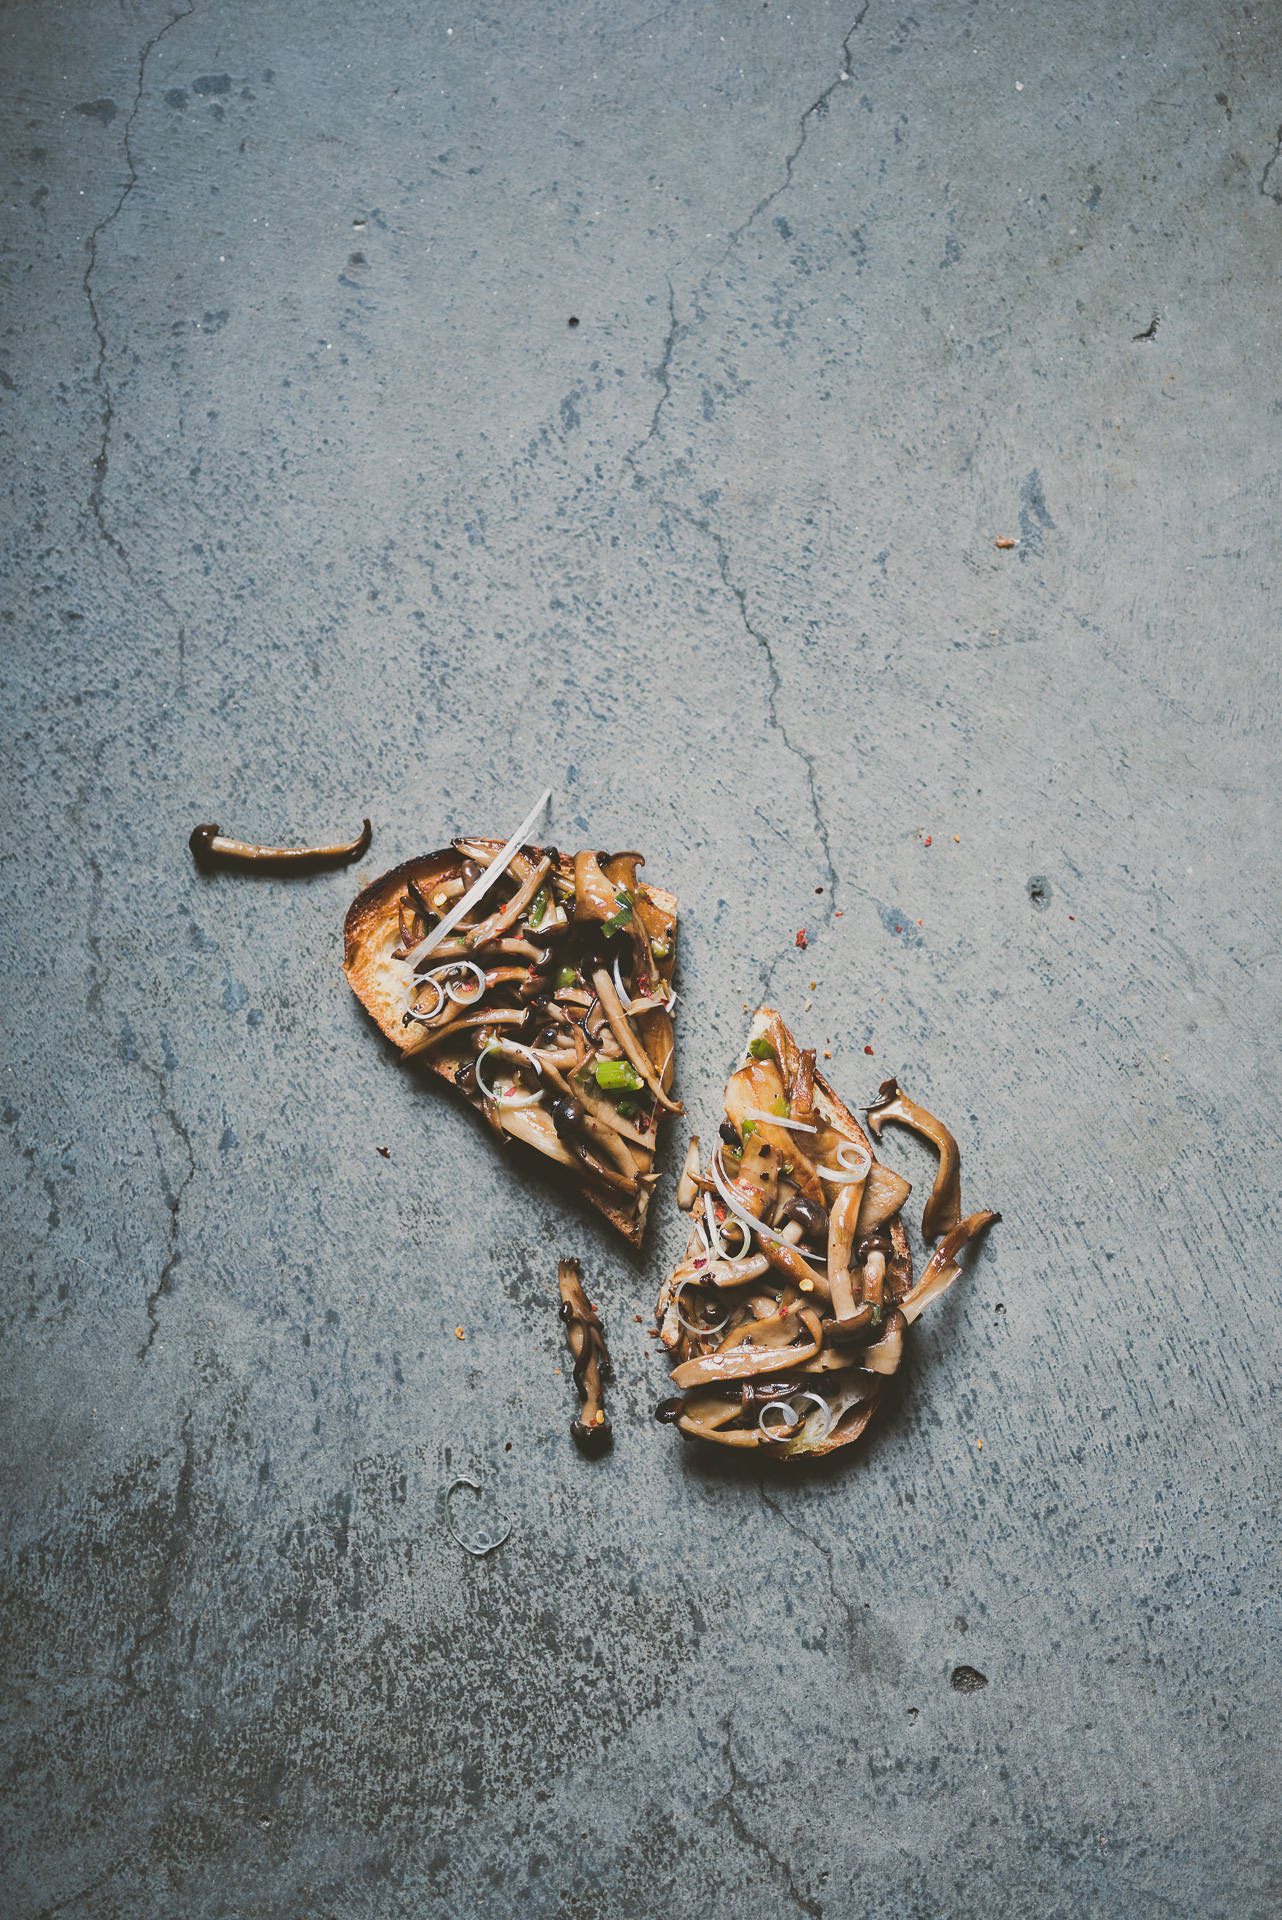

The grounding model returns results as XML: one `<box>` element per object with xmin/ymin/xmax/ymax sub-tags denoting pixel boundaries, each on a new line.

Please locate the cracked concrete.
<box><xmin>3</xmin><ymin>1</ymin><xmax>1281</xmax><ymax>1915</ymax></box>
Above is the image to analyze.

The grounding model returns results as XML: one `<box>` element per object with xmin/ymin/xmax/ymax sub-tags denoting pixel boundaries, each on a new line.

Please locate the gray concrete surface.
<box><xmin>2</xmin><ymin>1</ymin><xmax>1280</xmax><ymax>1914</ymax></box>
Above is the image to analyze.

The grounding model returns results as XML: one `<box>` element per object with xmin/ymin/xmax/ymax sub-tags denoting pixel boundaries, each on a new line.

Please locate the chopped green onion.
<box><xmin>616</xmin><ymin>1096</ymin><xmax>641</xmax><ymax>1118</ymax></box>
<box><xmin>870</xmin><ymin>1304</ymin><xmax>883</xmax><ymax>1328</ymax></box>
<box><xmin>555</xmin><ymin>964</ymin><xmax>577</xmax><ymax>989</ymax></box>
<box><xmin>748</xmin><ymin>1036</ymin><xmax>775</xmax><ymax>1061</ymax></box>
<box><xmin>595</xmin><ymin>1060</ymin><xmax>644</xmax><ymax>1091</ymax></box>
<box><xmin>740</xmin><ymin>1119</ymin><xmax>757</xmax><ymax>1140</ymax></box>
<box><xmin>601</xmin><ymin>906</ymin><xmax>633</xmax><ymax>939</ymax></box>
<box><xmin>771</xmin><ymin>1096</ymin><xmax>788</xmax><ymax>1116</ymax></box>
<box><xmin>651</xmin><ymin>937</ymin><xmax>670</xmax><ymax>960</ymax></box>
<box><xmin>527</xmin><ymin>886</ymin><xmax>550</xmax><ymax>929</ymax></box>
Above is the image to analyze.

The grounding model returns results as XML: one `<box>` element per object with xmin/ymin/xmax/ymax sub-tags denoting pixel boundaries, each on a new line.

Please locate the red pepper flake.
<box><xmin>376</xmin><ymin>1145</ymin><xmax>390</xmax><ymax>1158</ymax></box>
<box><xmin>995</xmin><ymin>536</ymin><xmax>1016</xmax><ymax>549</ymax></box>
<box><xmin>894</xmin><ymin>926</ymin><xmax>901</xmax><ymax>934</ymax></box>
<box><xmin>834</xmin><ymin>910</ymin><xmax>844</xmax><ymax>917</ymax></box>
<box><xmin>795</xmin><ymin>928</ymin><xmax>808</xmax><ymax>949</ymax></box>
<box><xmin>924</xmin><ymin>836</ymin><xmax>932</xmax><ymax>848</ymax></box>
<box><xmin>693</xmin><ymin>1257</ymin><xmax>706</xmax><ymax>1270</ymax></box>
<box><xmin>864</xmin><ymin>1044</ymin><xmax>874</xmax><ymax>1056</ymax></box>
<box><xmin>1068</xmin><ymin>914</ymin><xmax>1076</xmax><ymax>921</ymax></box>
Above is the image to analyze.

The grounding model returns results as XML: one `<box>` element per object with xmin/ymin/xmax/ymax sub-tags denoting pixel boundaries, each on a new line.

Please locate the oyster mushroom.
<box><xmin>866</xmin><ymin>1076</ymin><xmax>963</xmax><ymax>1241</ymax></box>
<box><xmin>558</xmin><ymin>1258</ymin><xmax>613</xmax><ymax>1455</ymax></box>
<box><xmin>900</xmin><ymin>1210</ymin><xmax>1001</xmax><ymax>1324</ymax></box>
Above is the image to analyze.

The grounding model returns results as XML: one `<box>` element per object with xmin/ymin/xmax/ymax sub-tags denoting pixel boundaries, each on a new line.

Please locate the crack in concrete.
<box><xmin>81</xmin><ymin>4</ymin><xmax>195</xmax><ymax>568</ymax></box>
<box><xmin>722</xmin><ymin>4</ymin><xmax>871</xmax><ymax>257</ymax></box>
<box><xmin>139</xmin><ymin>1079</ymin><xmax>197</xmax><ymax>1359</ymax></box>
<box><xmin>122</xmin><ymin>1409</ymin><xmax>195</xmax><ymax>1687</ymax></box>
<box><xmin>624</xmin><ymin>483</ymin><xmax>839</xmax><ymax>984</ymax></box>
<box><xmin>709</xmin><ymin>1711</ymin><xmax>824</xmax><ymax>1918</ymax></box>
<box><xmin>641</xmin><ymin>276</ymin><xmax>679</xmax><ymax>447</ymax></box>
<box><xmin>1260</xmin><ymin>122</ymin><xmax>1282</xmax><ymax>201</ymax></box>
<box><xmin>757</xmin><ymin>1479</ymin><xmax>859</xmax><ymax>1651</ymax></box>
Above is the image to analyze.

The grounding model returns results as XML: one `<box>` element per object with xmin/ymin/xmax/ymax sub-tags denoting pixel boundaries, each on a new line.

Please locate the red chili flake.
<box><xmin>376</xmin><ymin>1146</ymin><xmax>391</xmax><ymax>1158</ymax></box>
<box><xmin>795</xmin><ymin>928</ymin><xmax>808</xmax><ymax>949</ymax></box>
<box><xmin>894</xmin><ymin>926</ymin><xmax>901</xmax><ymax>934</ymax></box>
<box><xmin>995</xmin><ymin>536</ymin><xmax>1016</xmax><ymax>549</ymax></box>
<box><xmin>834</xmin><ymin>909</ymin><xmax>844</xmax><ymax>917</ymax></box>
<box><xmin>924</xmin><ymin>836</ymin><xmax>932</xmax><ymax>848</ymax></box>
<box><xmin>1068</xmin><ymin>914</ymin><xmax>1076</xmax><ymax>921</ymax></box>
<box><xmin>864</xmin><ymin>1045</ymin><xmax>874</xmax><ymax>1056</ymax></box>
<box><xmin>693</xmin><ymin>1257</ymin><xmax>706</xmax><ymax>1270</ymax></box>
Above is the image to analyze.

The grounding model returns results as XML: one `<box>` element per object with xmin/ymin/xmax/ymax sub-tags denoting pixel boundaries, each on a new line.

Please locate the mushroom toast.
<box><xmin>344</xmin><ymin>806</ymin><xmax>679</xmax><ymax>1245</ymax></box>
<box><xmin>654</xmin><ymin>1008</ymin><xmax>998</xmax><ymax>1458</ymax></box>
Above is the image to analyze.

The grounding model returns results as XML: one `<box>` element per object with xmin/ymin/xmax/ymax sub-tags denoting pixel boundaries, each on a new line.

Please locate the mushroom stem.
<box><xmin>591</xmin><ymin>968</ymin><xmax>683</xmax><ymax>1113</ymax></box>
<box><xmin>899</xmin><ymin>1210</ymin><xmax>1000</xmax><ymax>1324</ymax></box>
<box><xmin>465</xmin><ymin>855</ymin><xmax>552</xmax><ymax>950</ymax></box>
<box><xmin>189</xmin><ymin>818</ymin><xmax>371</xmax><ymax>872</ymax></box>
<box><xmin>558</xmin><ymin>1258</ymin><xmax>613</xmax><ymax>1455</ymax></box>
<box><xmin>865</xmin><ymin>1076</ymin><xmax>963</xmax><ymax>1241</ymax></box>
<box><xmin>826</xmin><ymin>1179</ymin><xmax>867</xmax><ymax>1323</ymax></box>
<box><xmin>677</xmin><ymin>1138</ymin><xmax>701</xmax><ymax>1212</ymax></box>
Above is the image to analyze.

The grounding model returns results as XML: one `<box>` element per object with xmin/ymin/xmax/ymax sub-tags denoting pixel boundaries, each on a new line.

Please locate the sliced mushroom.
<box><xmin>791</xmin><ymin>1048</ymin><xmax>816</xmax><ymax>1122</ymax></box>
<box><xmin>677</xmin><ymin>1138</ymin><xmax>701</xmax><ymax>1212</ymax></box>
<box><xmin>824</xmin><ymin>1179</ymin><xmax>865</xmax><ymax>1324</ymax></box>
<box><xmin>189</xmin><ymin>818</ymin><xmax>371</xmax><ymax>871</ymax></box>
<box><xmin>547</xmin><ymin>1091</ymin><xmax>640</xmax><ymax>1184</ymax></box>
<box><xmin>671</xmin><ymin>1307</ymin><xmax>823</xmax><ymax>1390</ymax></box>
<box><xmin>558</xmin><ymin>1258</ymin><xmax>613</xmax><ymax>1455</ymax></box>
<box><xmin>402</xmin><ymin>1005</ymin><xmax>526</xmax><ymax>1056</ymax></box>
<box><xmin>573</xmin><ymin>850</ymin><xmax>623</xmax><ymax>922</ymax></box>
<box><xmin>464</xmin><ymin>855</ymin><xmax>552</xmax><ymax>950</ymax></box>
<box><xmin>591</xmin><ymin>968</ymin><xmax>682</xmax><ymax>1113</ymax></box>
<box><xmin>866</xmin><ymin>1076</ymin><xmax>963</xmax><ymax>1241</ymax></box>
<box><xmin>899</xmin><ymin>1210</ymin><xmax>1001</xmax><ymax>1324</ymax></box>
<box><xmin>859</xmin><ymin>1308</ymin><xmax>906</xmax><ymax>1375</ymax></box>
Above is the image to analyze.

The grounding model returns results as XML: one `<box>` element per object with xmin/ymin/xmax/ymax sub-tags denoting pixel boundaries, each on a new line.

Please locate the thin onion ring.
<box><xmin>404</xmin><ymin>975</ymin><xmax>447</xmax><ymax>1024</ymax></box>
<box><xmin>430</xmin><ymin>959</ymin><xmax>487</xmax><ymax>1004</ymax></box>
<box><xmin>612</xmin><ymin>955</ymin><xmax>633</xmax><ymax>1011</ymax></box>
<box><xmin>673</xmin><ymin>1279</ymin><xmax>730</xmax><ymax>1339</ymax></box>
<box><xmin>709</xmin><ymin>1148</ymin><xmax>827</xmax><ymax>1269</ymax></box>
<box><xmin>476</xmin><ymin>1042</ymin><xmax>544</xmax><ymax>1109</ymax></box>
<box><xmin>758</xmin><ymin>1400</ymin><xmax>802</xmax><ymax>1437</ymax></box>
<box><xmin>742</xmin><ymin>1106</ymin><xmax>818</xmax><ymax>1134</ymax></box>
<box><xmin>788</xmin><ymin>1390</ymin><xmax>834</xmax><ymax>1441</ymax></box>
<box><xmin>703</xmin><ymin>1193</ymin><xmax>751</xmax><ymax>1261</ymax></box>
<box><xmin>814</xmin><ymin>1140</ymin><xmax>873</xmax><ymax>1184</ymax></box>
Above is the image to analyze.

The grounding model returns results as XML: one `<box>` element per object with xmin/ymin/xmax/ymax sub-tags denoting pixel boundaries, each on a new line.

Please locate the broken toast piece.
<box><xmin>344</xmin><ymin>824</ymin><xmax>678</xmax><ymax>1245</ymax></box>
<box><xmin>654</xmin><ymin>1007</ymin><xmax>997</xmax><ymax>1459</ymax></box>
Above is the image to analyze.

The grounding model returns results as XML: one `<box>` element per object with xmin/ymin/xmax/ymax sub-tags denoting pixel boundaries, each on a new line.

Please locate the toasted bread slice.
<box><xmin>654</xmin><ymin>1006</ymin><xmax>916</xmax><ymax>1458</ymax></box>
<box><xmin>344</xmin><ymin>838</ymin><xmax>678</xmax><ymax>1245</ymax></box>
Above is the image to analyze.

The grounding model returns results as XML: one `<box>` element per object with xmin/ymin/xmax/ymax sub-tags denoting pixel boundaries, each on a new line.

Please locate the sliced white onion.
<box><xmin>709</xmin><ymin>1148</ymin><xmax>827</xmax><ymax>1269</ymax></box>
<box><xmin>475</xmin><ymin>1042</ymin><xmax>544</xmax><ymax>1109</ymax></box>
<box><xmin>402</xmin><ymin>788</ymin><xmax>552</xmax><ymax>969</ymax></box>
<box><xmin>742</xmin><ymin>1106</ymin><xmax>818</xmax><ymax>1134</ymax></box>
<box><xmin>428</xmin><ymin>958</ymin><xmax>487</xmax><ymax>1004</ymax></box>
<box><xmin>673</xmin><ymin>1279</ymin><xmax>729</xmax><ymax>1338</ymax></box>
<box><xmin>789</xmin><ymin>1390</ymin><xmax>834</xmax><ymax>1441</ymax></box>
<box><xmin>758</xmin><ymin>1400</ymin><xmax>801</xmax><ymax>1437</ymax></box>
<box><xmin>704</xmin><ymin>1192</ymin><xmax>751</xmax><ymax>1261</ymax></box>
<box><xmin>814</xmin><ymin>1140</ymin><xmax>873</xmax><ymax>1184</ymax></box>
<box><xmin>612</xmin><ymin>955</ymin><xmax>633</xmax><ymax>1011</ymax></box>
<box><xmin>404</xmin><ymin>975</ymin><xmax>447</xmax><ymax>1024</ymax></box>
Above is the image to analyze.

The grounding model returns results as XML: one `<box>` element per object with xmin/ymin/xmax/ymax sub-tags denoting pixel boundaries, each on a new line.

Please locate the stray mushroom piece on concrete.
<box><xmin>866</xmin><ymin>1075</ymin><xmax>963</xmax><ymax>1241</ymax></box>
<box><xmin>558</xmin><ymin>1258</ymin><xmax>613</xmax><ymax>1455</ymax></box>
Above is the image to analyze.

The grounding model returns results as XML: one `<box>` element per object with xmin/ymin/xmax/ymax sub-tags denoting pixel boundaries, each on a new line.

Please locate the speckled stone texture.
<box><xmin>2</xmin><ymin>1</ymin><xmax>1279</xmax><ymax>1915</ymax></box>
